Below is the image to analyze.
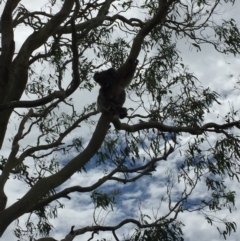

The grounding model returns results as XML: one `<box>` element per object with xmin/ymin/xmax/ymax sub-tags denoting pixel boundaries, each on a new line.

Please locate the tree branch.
<box><xmin>0</xmin><ymin>0</ymin><xmax>20</xmax><ymax>101</ymax></box>
<box><xmin>117</xmin><ymin>0</ymin><xmax>174</xmax><ymax>87</ymax></box>
<box><xmin>112</xmin><ymin>118</ymin><xmax>240</xmax><ymax>135</ymax></box>
<box><xmin>0</xmin><ymin>112</ymin><xmax>113</xmax><ymax>235</ymax></box>
<box><xmin>0</xmin><ymin>0</ymin><xmax>75</xmax><ymax>149</ymax></box>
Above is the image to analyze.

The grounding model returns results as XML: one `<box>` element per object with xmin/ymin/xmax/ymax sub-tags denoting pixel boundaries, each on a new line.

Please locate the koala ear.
<box><xmin>93</xmin><ymin>68</ymin><xmax>117</xmax><ymax>88</ymax></box>
<box><xmin>93</xmin><ymin>72</ymin><xmax>100</xmax><ymax>83</ymax></box>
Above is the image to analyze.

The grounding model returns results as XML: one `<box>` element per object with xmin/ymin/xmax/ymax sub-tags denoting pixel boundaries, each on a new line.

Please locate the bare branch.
<box><xmin>113</xmin><ymin>118</ymin><xmax>240</xmax><ymax>135</ymax></box>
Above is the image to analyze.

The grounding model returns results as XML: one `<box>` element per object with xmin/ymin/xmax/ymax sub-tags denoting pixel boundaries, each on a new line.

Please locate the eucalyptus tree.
<box><xmin>0</xmin><ymin>0</ymin><xmax>239</xmax><ymax>240</ymax></box>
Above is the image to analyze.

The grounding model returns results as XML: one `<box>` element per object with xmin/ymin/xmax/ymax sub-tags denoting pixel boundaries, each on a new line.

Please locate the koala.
<box><xmin>94</xmin><ymin>59</ymin><xmax>138</xmax><ymax>119</ymax></box>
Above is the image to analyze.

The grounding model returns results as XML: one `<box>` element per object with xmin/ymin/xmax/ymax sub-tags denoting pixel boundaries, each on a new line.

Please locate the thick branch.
<box><xmin>0</xmin><ymin>17</ymin><xmax>80</xmax><ymax>111</ymax></box>
<box><xmin>0</xmin><ymin>0</ymin><xmax>75</xmax><ymax>149</ymax></box>
<box><xmin>17</xmin><ymin>111</ymin><xmax>98</xmax><ymax>164</ymax></box>
<box><xmin>117</xmin><ymin>0</ymin><xmax>175</xmax><ymax>87</ymax></box>
<box><xmin>0</xmin><ymin>91</ymin><xmax>67</xmax><ymax>110</ymax></box>
<box><xmin>0</xmin><ymin>0</ymin><xmax>116</xmax><ymax>113</ymax></box>
<box><xmin>0</xmin><ymin>0</ymin><xmax>20</xmax><ymax>102</ymax></box>
<box><xmin>0</xmin><ymin>113</ymin><xmax>112</xmax><ymax>236</ymax></box>
<box><xmin>29</xmin><ymin>144</ymin><xmax>174</xmax><ymax>211</ymax></box>
<box><xmin>8</xmin><ymin>0</ymin><xmax>75</xmax><ymax>103</ymax></box>
<box><xmin>29</xmin><ymin>167</ymin><xmax>119</xmax><ymax>212</ymax></box>
<box><xmin>113</xmin><ymin>118</ymin><xmax>240</xmax><ymax>135</ymax></box>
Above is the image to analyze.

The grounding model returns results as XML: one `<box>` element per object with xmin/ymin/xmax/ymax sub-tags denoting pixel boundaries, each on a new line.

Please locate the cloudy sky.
<box><xmin>1</xmin><ymin>1</ymin><xmax>240</xmax><ymax>241</ymax></box>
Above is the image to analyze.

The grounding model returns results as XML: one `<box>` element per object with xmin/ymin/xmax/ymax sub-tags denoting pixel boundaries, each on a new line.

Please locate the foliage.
<box><xmin>0</xmin><ymin>0</ymin><xmax>240</xmax><ymax>240</ymax></box>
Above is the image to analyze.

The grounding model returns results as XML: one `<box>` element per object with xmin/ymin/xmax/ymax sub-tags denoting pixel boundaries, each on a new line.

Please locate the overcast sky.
<box><xmin>1</xmin><ymin>1</ymin><xmax>240</xmax><ymax>241</ymax></box>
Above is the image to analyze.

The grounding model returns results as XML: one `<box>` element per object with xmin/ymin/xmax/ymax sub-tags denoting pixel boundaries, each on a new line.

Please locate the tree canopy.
<box><xmin>0</xmin><ymin>0</ymin><xmax>240</xmax><ymax>240</ymax></box>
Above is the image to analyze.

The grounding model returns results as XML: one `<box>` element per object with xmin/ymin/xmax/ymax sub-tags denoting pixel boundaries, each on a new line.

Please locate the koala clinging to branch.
<box><xmin>94</xmin><ymin>68</ymin><xmax>128</xmax><ymax>119</ymax></box>
<box><xmin>94</xmin><ymin>59</ymin><xmax>138</xmax><ymax>119</ymax></box>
